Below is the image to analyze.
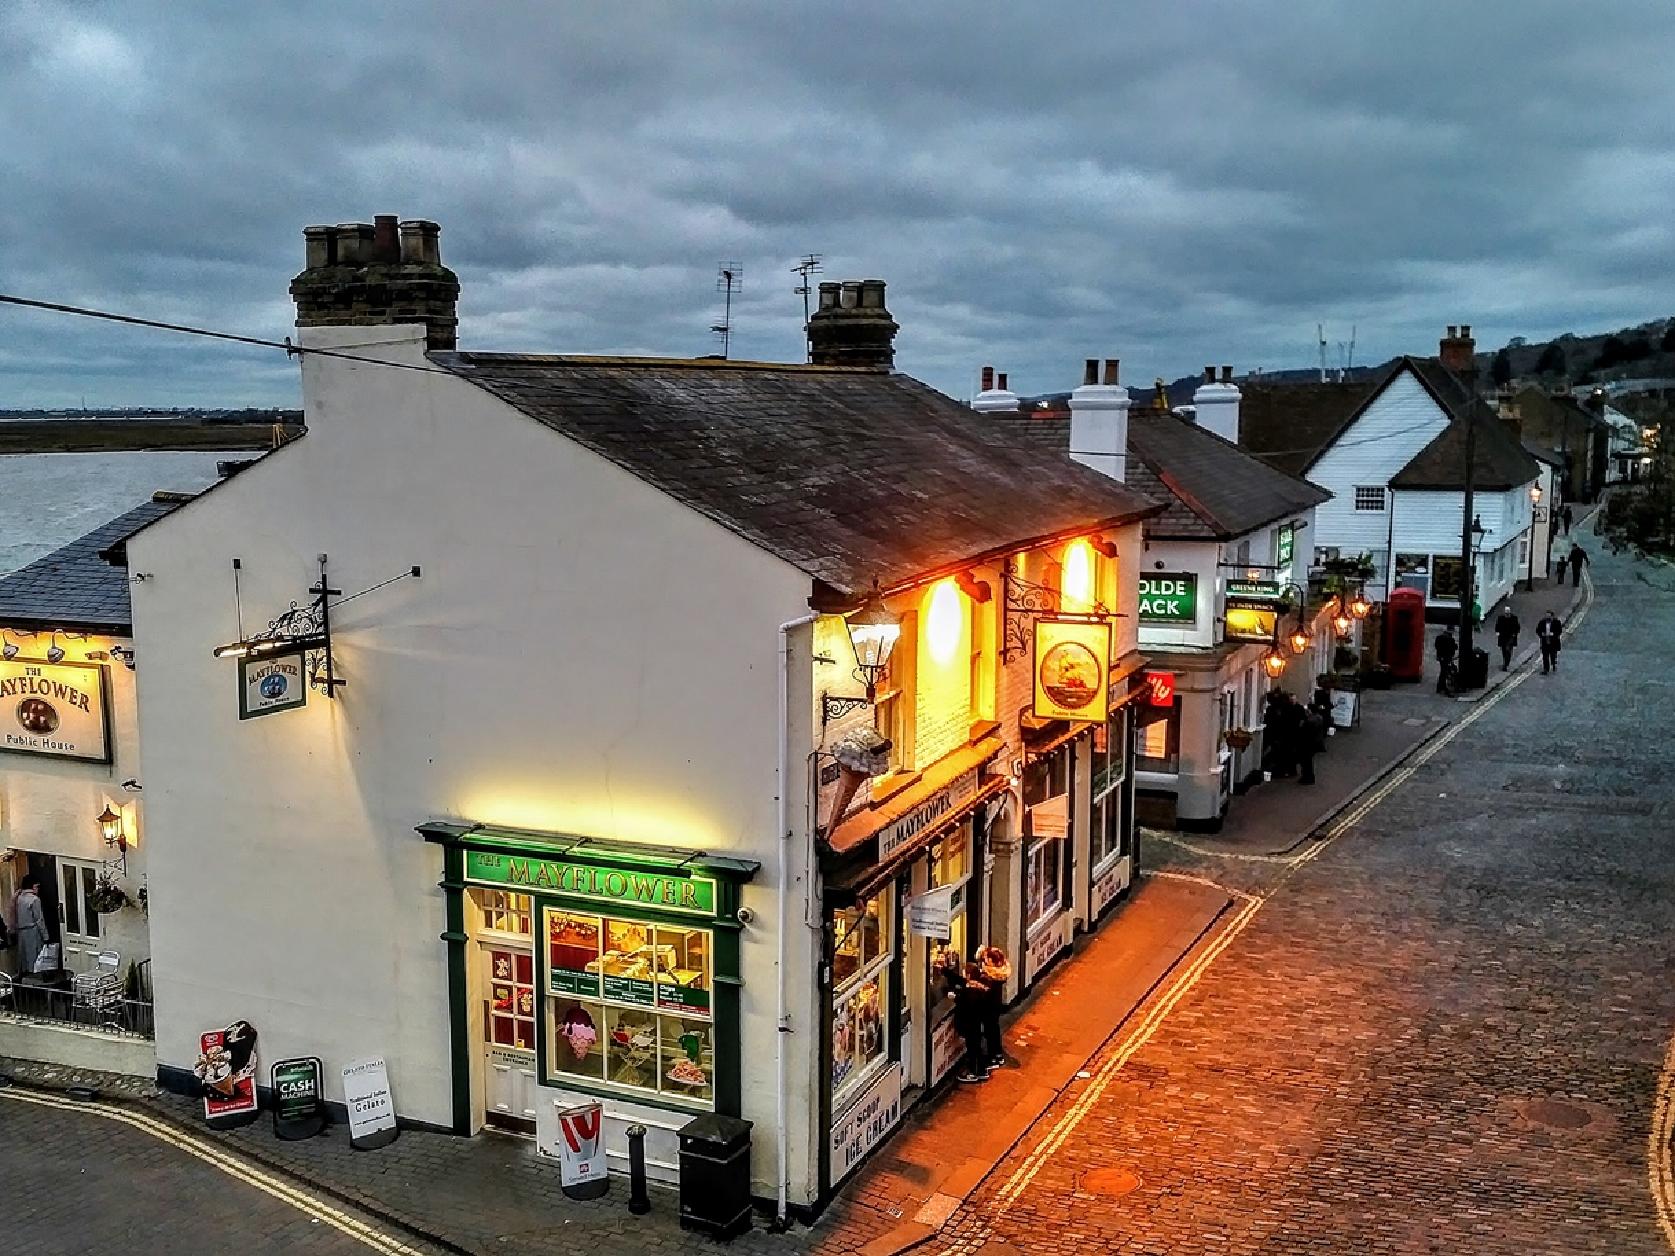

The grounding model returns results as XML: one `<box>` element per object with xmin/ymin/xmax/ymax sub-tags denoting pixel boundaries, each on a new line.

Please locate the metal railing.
<box><xmin>0</xmin><ymin>973</ymin><xmax>155</xmax><ymax>1039</ymax></box>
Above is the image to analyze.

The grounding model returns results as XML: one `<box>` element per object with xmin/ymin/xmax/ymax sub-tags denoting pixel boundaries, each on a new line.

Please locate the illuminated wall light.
<box><xmin>1061</xmin><ymin>539</ymin><xmax>1095</xmax><ymax>612</ymax></box>
<box><xmin>924</xmin><ymin>579</ymin><xmax>964</xmax><ymax>664</ymax></box>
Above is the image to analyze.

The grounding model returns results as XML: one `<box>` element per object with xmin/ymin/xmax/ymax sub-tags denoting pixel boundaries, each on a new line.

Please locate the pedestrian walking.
<box><xmin>1494</xmin><ymin>605</ymin><xmax>1521</xmax><ymax>671</ymax></box>
<box><xmin>1310</xmin><ymin>682</ymin><xmax>1334</xmax><ymax>737</ymax></box>
<box><xmin>978</xmin><ymin>945</ymin><xmax>1011</xmax><ymax>1068</ymax></box>
<box><xmin>1297</xmin><ymin>705</ymin><xmax>1324</xmax><ymax>786</ymax></box>
<box><xmin>1261</xmin><ymin>690</ymin><xmax>1290</xmax><ymax>778</ymax></box>
<box><xmin>1434</xmin><ymin>624</ymin><xmax>1458</xmax><ymax>695</ymax></box>
<box><xmin>1537</xmin><ymin>611</ymin><xmax>1563</xmax><ymax>674</ymax></box>
<box><xmin>12</xmin><ymin>875</ymin><xmax>49</xmax><ymax>976</ymax></box>
<box><xmin>1561</xmin><ymin>504</ymin><xmax>1574</xmax><ymax>535</ymax></box>
<box><xmin>1567</xmin><ymin>542</ymin><xmax>1589</xmax><ymax>588</ymax></box>
<box><xmin>953</xmin><ymin>963</ymin><xmax>991</xmax><ymax>1083</ymax></box>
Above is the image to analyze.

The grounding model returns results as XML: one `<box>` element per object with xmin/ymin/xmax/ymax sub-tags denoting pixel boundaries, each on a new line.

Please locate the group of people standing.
<box><xmin>1261</xmin><ymin>688</ymin><xmax>1331</xmax><ymax>787</ymax></box>
<box><xmin>940</xmin><ymin>944</ymin><xmax>1011</xmax><ymax>1083</ymax></box>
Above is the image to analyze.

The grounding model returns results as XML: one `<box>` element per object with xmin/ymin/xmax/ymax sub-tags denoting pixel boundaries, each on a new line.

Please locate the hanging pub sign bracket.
<box><xmin>999</xmin><ymin>567</ymin><xmax>1115</xmax><ymax>663</ymax></box>
<box><xmin>214</xmin><ymin>555</ymin><xmax>422</xmax><ymax>713</ymax></box>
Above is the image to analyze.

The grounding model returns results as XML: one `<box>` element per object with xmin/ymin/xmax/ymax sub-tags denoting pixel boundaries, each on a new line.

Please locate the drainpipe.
<box><xmin>776</xmin><ymin>612</ymin><xmax>816</xmax><ymax>1228</ymax></box>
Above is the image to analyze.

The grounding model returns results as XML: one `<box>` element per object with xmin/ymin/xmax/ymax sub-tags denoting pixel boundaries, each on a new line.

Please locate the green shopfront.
<box><xmin>421</xmin><ymin>822</ymin><xmax>758</xmax><ymax>1183</ymax></box>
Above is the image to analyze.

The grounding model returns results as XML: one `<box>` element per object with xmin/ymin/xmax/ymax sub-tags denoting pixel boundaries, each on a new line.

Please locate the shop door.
<box><xmin>56</xmin><ymin>857</ymin><xmax>104</xmax><ymax>972</ymax></box>
<box><xmin>480</xmin><ymin>940</ymin><xmax>538</xmax><ymax>1131</ymax></box>
<box><xmin>473</xmin><ymin>889</ymin><xmax>538</xmax><ymax>1133</ymax></box>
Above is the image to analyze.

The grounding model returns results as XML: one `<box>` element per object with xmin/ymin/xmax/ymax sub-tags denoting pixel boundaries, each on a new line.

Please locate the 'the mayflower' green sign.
<box><xmin>465</xmin><ymin>849</ymin><xmax>717</xmax><ymax>916</ymax></box>
<box><xmin>1138</xmin><ymin>574</ymin><xmax>1198</xmax><ymax>624</ymax></box>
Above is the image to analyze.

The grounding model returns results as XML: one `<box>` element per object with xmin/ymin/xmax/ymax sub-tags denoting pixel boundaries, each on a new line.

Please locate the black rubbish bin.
<box><xmin>1460</xmin><ymin>646</ymin><xmax>1490</xmax><ymax>690</ymax></box>
<box><xmin>678</xmin><ymin>1113</ymin><xmax>753</xmax><ymax>1239</ymax></box>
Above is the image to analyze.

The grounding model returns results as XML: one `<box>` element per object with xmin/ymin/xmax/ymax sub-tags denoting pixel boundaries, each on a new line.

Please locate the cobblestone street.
<box><xmin>937</xmin><ymin>536</ymin><xmax>1675</xmax><ymax>1253</ymax></box>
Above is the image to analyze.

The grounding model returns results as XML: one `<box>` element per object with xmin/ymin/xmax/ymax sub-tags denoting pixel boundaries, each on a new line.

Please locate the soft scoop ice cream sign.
<box><xmin>0</xmin><ymin>659</ymin><xmax>110</xmax><ymax>762</ymax></box>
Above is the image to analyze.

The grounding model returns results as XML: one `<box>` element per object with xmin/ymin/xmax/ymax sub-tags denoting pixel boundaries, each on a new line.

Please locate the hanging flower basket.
<box><xmin>1224</xmin><ymin>728</ymin><xmax>1255</xmax><ymax>751</ymax></box>
<box><xmin>89</xmin><ymin>872</ymin><xmax>131</xmax><ymax>915</ymax></box>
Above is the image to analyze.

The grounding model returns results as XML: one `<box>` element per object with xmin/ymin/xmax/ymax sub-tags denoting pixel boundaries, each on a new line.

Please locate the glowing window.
<box><xmin>924</xmin><ymin>579</ymin><xmax>963</xmax><ymax>664</ymax></box>
<box><xmin>1061</xmin><ymin>540</ymin><xmax>1096</xmax><ymax>612</ymax></box>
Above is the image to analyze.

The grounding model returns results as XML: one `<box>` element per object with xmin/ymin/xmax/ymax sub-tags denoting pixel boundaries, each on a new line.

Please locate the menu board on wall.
<box><xmin>0</xmin><ymin>659</ymin><xmax>110</xmax><ymax>762</ymax></box>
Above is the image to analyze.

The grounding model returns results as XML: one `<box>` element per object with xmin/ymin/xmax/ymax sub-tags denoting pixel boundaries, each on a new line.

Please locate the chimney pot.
<box><xmin>1102</xmin><ymin>358</ymin><xmax>1119</xmax><ymax>385</ymax></box>
<box><xmin>1083</xmin><ymin>359</ymin><xmax>1099</xmax><ymax>386</ymax></box>
<box><xmin>840</xmin><ymin>281</ymin><xmax>861</xmax><ymax>310</ymax></box>
<box><xmin>371</xmin><ymin>215</ymin><xmax>400</xmax><ymax>264</ymax></box>
<box><xmin>981</xmin><ymin>366</ymin><xmax>995</xmax><ymax>391</ymax></box>
<box><xmin>303</xmin><ymin>225</ymin><xmax>334</xmax><ymax>270</ymax></box>
<box><xmin>817</xmin><ymin>281</ymin><xmax>840</xmax><ymax>311</ymax></box>
<box><xmin>1204</xmin><ymin>366</ymin><xmax>1216</xmax><ymax>383</ymax></box>
<box><xmin>1447</xmin><ymin>325</ymin><xmax>1458</xmax><ymax>338</ymax></box>
<box><xmin>806</xmin><ymin>276</ymin><xmax>898</xmax><ymax>369</ymax></box>
<box><xmin>1220</xmin><ymin>365</ymin><xmax>1233</xmax><ymax>383</ymax></box>
<box><xmin>997</xmin><ymin>372</ymin><xmax>1008</xmax><ymax>391</ymax></box>
<box><xmin>1461</xmin><ymin>324</ymin><xmax>1472</xmax><ymax>338</ymax></box>
<box><xmin>859</xmin><ymin>279</ymin><xmax>887</xmax><ymax>309</ymax></box>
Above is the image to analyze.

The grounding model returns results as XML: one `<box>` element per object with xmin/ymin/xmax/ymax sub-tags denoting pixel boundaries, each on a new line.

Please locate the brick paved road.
<box><xmin>939</xmin><ymin>540</ymin><xmax>1675</xmax><ymax>1254</ymax></box>
<box><xmin>0</xmin><ymin>1089</ymin><xmax>441</xmax><ymax>1255</ymax></box>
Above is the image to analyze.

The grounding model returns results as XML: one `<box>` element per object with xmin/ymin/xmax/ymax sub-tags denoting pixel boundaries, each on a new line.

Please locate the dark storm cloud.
<box><xmin>3</xmin><ymin>0</ymin><xmax>1674</xmax><ymax>406</ymax></box>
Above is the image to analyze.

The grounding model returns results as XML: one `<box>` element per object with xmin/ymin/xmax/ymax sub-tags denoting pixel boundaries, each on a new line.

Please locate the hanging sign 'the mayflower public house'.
<box><xmin>0</xmin><ymin>658</ymin><xmax>111</xmax><ymax>763</ymax></box>
<box><xmin>238</xmin><ymin>650</ymin><xmax>308</xmax><ymax>720</ymax></box>
<box><xmin>1032</xmin><ymin>618</ymin><xmax>1111</xmax><ymax>722</ymax></box>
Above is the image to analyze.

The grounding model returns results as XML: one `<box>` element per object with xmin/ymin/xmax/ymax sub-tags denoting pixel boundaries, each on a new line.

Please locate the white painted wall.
<box><xmin>1391</xmin><ymin>486</ymin><xmax>1535</xmax><ymax>612</ymax></box>
<box><xmin>1307</xmin><ymin>369</ymin><xmax>1448</xmax><ymax>596</ymax></box>
<box><xmin>128</xmin><ymin>325</ymin><xmax>825</xmax><ymax>1202</ymax></box>
<box><xmin>0</xmin><ymin>632</ymin><xmax>149</xmax><ymax>977</ymax></box>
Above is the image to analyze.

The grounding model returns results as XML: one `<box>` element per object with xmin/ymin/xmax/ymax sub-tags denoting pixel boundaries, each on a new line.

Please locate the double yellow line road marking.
<box><xmin>0</xmin><ymin>1087</ymin><xmax>429</xmax><ymax>1254</ymax></box>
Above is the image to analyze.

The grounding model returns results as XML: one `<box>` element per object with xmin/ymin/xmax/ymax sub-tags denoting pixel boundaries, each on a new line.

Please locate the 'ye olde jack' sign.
<box><xmin>1138</xmin><ymin>574</ymin><xmax>1197</xmax><ymax>625</ymax></box>
<box><xmin>0</xmin><ymin>659</ymin><xmax>110</xmax><ymax>763</ymax></box>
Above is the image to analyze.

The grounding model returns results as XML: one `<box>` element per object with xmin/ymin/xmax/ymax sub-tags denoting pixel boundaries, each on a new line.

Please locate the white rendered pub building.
<box><xmin>0</xmin><ymin>498</ymin><xmax>176</xmax><ymax>1074</ymax></box>
<box><xmin>124</xmin><ymin>218</ymin><xmax>1162</xmax><ymax>1215</ymax></box>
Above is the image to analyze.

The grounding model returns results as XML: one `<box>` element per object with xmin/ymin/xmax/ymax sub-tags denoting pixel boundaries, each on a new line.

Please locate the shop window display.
<box><xmin>831</xmin><ymin>894</ymin><xmax>892</xmax><ymax>1098</ymax></box>
<box><xmin>543</xmin><ymin>907</ymin><xmax>714</xmax><ymax>1107</ymax></box>
<box><xmin>927</xmin><ymin>833</ymin><xmax>970</xmax><ymax>1024</ymax></box>
<box><xmin>1090</xmin><ymin>714</ymin><xmax>1129</xmax><ymax>870</ymax></box>
<box><xmin>1023</xmin><ymin>748</ymin><xmax>1072</xmax><ymax>928</ymax></box>
<box><xmin>485</xmin><ymin>947</ymin><xmax>536</xmax><ymax>1050</ymax></box>
<box><xmin>1136</xmin><ymin>702</ymin><xmax>1181</xmax><ymax>773</ymax></box>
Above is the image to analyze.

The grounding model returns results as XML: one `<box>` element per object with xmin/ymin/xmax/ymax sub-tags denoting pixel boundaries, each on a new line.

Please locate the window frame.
<box><xmin>1353</xmin><ymin>485</ymin><xmax>1388</xmax><ymax>512</ymax></box>
<box><xmin>830</xmin><ymin>891</ymin><xmax>895</xmax><ymax>1106</ymax></box>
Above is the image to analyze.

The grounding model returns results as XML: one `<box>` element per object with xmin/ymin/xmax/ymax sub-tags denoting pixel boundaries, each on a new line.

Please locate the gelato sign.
<box><xmin>0</xmin><ymin>659</ymin><xmax>110</xmax><ymax>763</ymax></box>
<box><xmin>1138</xmin><ymin>574</ymin><xmax>1197</xmax><ymax>624</ymax></box>
<box><xmin>238</xmin><ymin>651</ymin><xmax>307</xmax><ymax>720</ymax></box>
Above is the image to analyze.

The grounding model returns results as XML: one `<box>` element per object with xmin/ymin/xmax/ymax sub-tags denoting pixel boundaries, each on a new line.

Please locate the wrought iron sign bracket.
<box><xmin>821</xmin><ymin>691</ymin><xmax>872</xmax><ymax>728</ymax></box>
<box><xmin>999</xmin><ymin>568</ymin><xmax>1113</xmax><ymax>663</ymax></box>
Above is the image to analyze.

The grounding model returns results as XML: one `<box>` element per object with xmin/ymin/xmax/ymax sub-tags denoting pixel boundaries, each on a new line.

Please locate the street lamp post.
<box><xmin>1525</xmin><ymin>482</ymin><xmax>1543</xmax><ymax>592</ymax></box>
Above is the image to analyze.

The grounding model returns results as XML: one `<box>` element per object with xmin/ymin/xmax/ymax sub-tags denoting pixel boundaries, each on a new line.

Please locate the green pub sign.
<box><xmin>465</xmin><ymin>849</ymin><xmax>717</xmax><ymax>916</ymax></box>
<box><xmin>1138</xmin><ymin>573</ymin><xmax>1198</xmax><ymax>624</ymax></box>
<box><xmin>1276</xmin><ymin>524</ymin><xmax>1295</xmax><ymax>571</ymax></box>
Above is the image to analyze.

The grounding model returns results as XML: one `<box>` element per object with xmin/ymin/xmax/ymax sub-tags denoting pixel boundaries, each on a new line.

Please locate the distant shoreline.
<box><xmin>0</xmin><ymin>420</ymin><xmax>301</xmax><ymax>454</ymax></box>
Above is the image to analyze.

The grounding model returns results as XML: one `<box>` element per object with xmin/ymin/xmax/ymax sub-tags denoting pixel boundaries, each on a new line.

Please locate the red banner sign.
<box><xmin>1143</xmin><ymin>671</ymin><xmax>1176</xmax><ymax>707</ymax></box>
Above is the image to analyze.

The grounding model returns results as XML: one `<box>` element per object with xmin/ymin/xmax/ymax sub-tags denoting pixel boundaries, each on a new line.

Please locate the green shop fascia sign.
<box><xmin>465</xmin><ymin>849</ymin><xmax>717</xmax><ymax>916</ymax></box>
<box><xmin>1138</xmin><ymin>573</ymin><xmax>1198</xmax><ymax>624</ymax></box>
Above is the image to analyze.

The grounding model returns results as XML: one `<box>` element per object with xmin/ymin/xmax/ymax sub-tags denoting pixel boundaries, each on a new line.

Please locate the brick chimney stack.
<box><xmin>291</xmin><ymin>214</ymin><xmax>460</xmax><ymax>351</ymax></box>
<box><xmin>1440</xmin><ymin>323</ymin><xmax>1477</xmax><ymax>381</ymax></box>
<box><xmin>807</xmin><ymin>279</ymin><xmax>898</xmax><ymax>369</ymax></box>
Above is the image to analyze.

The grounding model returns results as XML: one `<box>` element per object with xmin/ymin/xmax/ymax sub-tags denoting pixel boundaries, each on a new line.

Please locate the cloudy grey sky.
<box><xmin>3</xmin><ymin>0</ymin><xmax>1673</xmax><ymax>407</ymax></box>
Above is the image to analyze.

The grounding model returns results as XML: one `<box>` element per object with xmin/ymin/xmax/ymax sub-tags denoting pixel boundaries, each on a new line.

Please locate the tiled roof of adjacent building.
<box><xmin>429</xmin><ymin>354</ymin><xmax>1163</xmax><ymax>595</ymax></box>
<box><xmin>985</xmin><ymin>409</ymin><xmax>1328</xmax><ymax>541</ymax></box>
<box><xmin>1236</xmin><ymin>380</ymin><xmax>1377</xmax><ymax>478</ymax></box>
<box><xmin>1240</xmin><ymin>358</ymin><xmax>1539</xmax><ymax>492</ymax></box>
<box><xmin>0</xmin><ymin>496</ymin><xmax>182</xmax><ymax>633</ymax></box>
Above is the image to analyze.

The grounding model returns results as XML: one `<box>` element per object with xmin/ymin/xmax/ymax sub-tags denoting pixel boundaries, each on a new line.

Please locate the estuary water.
<box><xmin>0</xmin><ymin>450</ymin><xmax>242</xmax><ymax>575</ymax></box>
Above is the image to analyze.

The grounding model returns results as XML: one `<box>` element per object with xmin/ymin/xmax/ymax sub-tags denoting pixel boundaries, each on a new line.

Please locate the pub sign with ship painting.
<box><xmin>1032</xmin><ymin>618</ymin><xmax>1111</xmax><ymax>722</ymax></box>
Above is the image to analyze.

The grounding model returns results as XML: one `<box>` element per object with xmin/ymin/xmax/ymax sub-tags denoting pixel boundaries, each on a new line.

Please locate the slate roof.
<box><xmin>0</xmin><ymin>496</ymin><xmax>181</xmax><ymax>633</ymax></box>
<box><xmin>428</xmin><ymin>354</ymin><xmax>1162</xmax><ymax>595</ymax></box>
<box><xmin>1390</xmin><ymin>359</ymin><xmax>1541</xmax><ymax>491</ymax></box>
<box><xmin>1235</xmin><ymin>380</ymin><xmax>1376</xmax><ymax>478</ymax></box>
<box><xmin>987</xmin><ymin>410</ymin><xmax>1328</xmax><ymax>541</ymax></box>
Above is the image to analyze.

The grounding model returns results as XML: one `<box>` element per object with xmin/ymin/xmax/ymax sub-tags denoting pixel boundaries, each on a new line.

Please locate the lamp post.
<box><xmin>1525</xmin><ymin>481</ymin><xmax>1542</xmax><ymax>592</ymax></box>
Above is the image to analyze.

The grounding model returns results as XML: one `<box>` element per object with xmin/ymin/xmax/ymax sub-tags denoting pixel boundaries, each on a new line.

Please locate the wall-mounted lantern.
<box><xmin>1349</xmin><ymin>591</ymin><xmax>1372</xmax><ymax>620</ymax></box>
<box><xmin>97</xmin><ymin>804</ymin><xmax>128</xmax><ymax>854</ymax></box>
<box><xmin>822</xmin><ymin>585</ymin><xmax>904</xmax><ymax>727</ymax></box>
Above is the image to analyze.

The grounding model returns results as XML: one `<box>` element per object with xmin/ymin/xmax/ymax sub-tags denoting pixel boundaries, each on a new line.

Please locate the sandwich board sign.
<box><xmin>341</xmin><ymin>1056</ymin><xmax>399</xmax><ymax>1150</ymax></box>
<box><xmin>271</xmin><ymin>1056</ymin><xmax>327</xmax><ymax>1141</ymax></box>
<box><xmin>556</xmin><ymin>1101</ymin><xmax>610</xmax><ymax>1199</ymax></box>
<box><xmin>195</xmin><ymin>1020</ymin><xmax>260</xmax><ymax>1129</ymax></box>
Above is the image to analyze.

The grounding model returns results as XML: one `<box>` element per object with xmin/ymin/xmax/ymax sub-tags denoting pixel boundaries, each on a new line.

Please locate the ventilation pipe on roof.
<box><xmin>1069</xmin><ymin>358</ymin><xmax>1129</xmax><ymax>482</ymax></box>
<box><xmin>972</xmin><ymin>365</ymin><xmax>1020</xmax><ymax>412</ymax></box>
<box><xmin>1192</xmin><ymin>365</ymin><xmax>1242</xmax><ymax>443</ymax></box>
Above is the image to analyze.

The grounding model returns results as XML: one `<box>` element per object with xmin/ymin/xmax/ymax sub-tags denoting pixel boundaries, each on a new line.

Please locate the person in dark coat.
<box><xmin>1275</xmin><ymin>692</ymin><xmax>1304</xmax><ymax>778</ymax></box>
<box><xmin>1537</xmin><ymin>611</ymin><xmax>1563</xmax><ymax>674</ymax></box>
<box><xmin>1568</xmin><ymin>543</ymin><xmax>1589</xmax><ymax>587</ymax></box>
<box><xmin>978</xmin><ymin>946</ymin><xmax>1011</xmax><ymax>1069</ymax></box>
<box><xmin>1261</xmin><ymin>690</ymin><xmax>1290</xmax><ymax>778</ymax></box>
<box><xmin>1310</xmin><ymin>683</ymin><xmax>1335</xmax><ymax>735</ymax></box>
<box><xmin>1494</xmin><ymin>605</ymin><xmax>1521</xmax><ymax>671</ymax></box>
<box><xmin>954</xmin><ymin>963</ymin><xmax>991</xmax><ymax>1083</ymax></box>
<box><xmin>1296</xmin><ymin>706</ymin><xmax>1324</xmax><ymax>785</ymax></box>
<box><xmin>1433</xmin><ymin>625</ymin><xmax>1458</xmax><ymax>694</ymax></box>
<box><xmin>1560</xmin><ymin>504</ymin><xmax>1574</xmax><ymax>535</ymax></box>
